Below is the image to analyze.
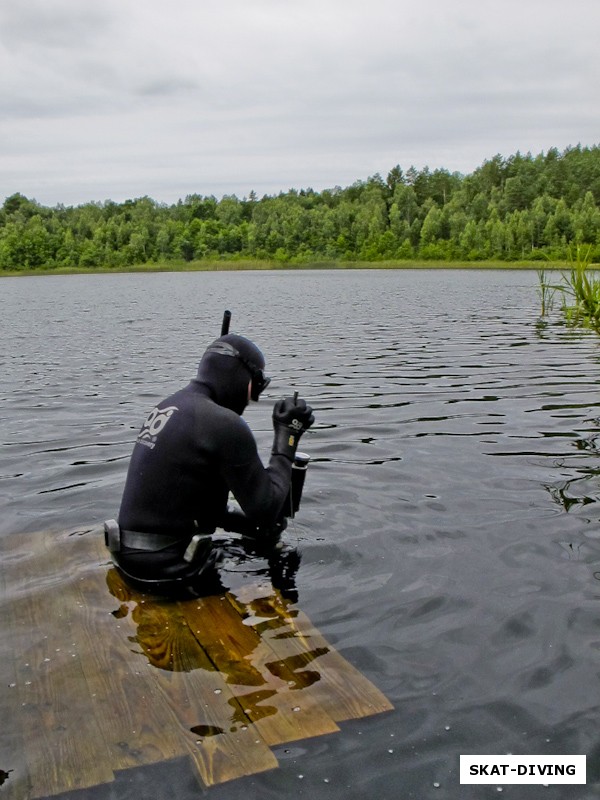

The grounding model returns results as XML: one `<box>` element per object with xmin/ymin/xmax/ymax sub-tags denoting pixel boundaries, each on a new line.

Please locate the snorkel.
<box><xmin>221</xmin><ymin>309</ymin><xmax>232</xmax><ymax>336</ymax></box>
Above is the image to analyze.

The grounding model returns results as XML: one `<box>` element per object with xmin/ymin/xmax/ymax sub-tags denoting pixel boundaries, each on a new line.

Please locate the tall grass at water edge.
<box><xmin>538</xmin><ymin>246</ymin><xmax>600</xmax><ymax>331</ymax></box>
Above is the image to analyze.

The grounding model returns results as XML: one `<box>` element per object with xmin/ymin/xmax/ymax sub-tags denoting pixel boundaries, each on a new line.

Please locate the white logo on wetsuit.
<box><xmin>290</xmin><ymin>418</ymin><xmax>303</xmax><ymax>431</ymax></box>
<box><xmin>136</xmin><ymin>405</ymin><xmax>178</xmax><ymax>449</ymax></box>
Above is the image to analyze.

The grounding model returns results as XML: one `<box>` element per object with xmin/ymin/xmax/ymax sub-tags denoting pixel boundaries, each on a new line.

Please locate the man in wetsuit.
<box><xmin>105</xmin><ymin>332</ymin><xmax>314</xmax><ymax>595</ymax></box>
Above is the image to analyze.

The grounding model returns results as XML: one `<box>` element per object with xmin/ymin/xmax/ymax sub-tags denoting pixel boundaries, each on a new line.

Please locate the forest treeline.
<box><xmin>2</xmin><ymin>144</ymin><xmax>600</xmax><ymax>271</ymax></box>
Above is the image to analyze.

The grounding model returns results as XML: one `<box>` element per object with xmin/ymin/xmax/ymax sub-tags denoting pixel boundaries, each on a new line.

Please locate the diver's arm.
<box><xmin>221</xmin><ymin>445</ymin><xmax>293</xmax><ymax>527</ymax></box>
<box><xmin>216</xmin><ymin>396</ymin><xmax>314</xmax><ymax>530</ymax></box>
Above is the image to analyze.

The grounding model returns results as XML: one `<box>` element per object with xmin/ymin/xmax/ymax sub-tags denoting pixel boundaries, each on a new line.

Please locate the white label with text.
<box><xmin>460</xmin><ymin>755</ymin><xmax>586</xmax><ymax>784</ymax></box>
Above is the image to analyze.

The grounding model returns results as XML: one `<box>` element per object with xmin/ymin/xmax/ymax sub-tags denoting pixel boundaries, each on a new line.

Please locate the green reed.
<box><xmin>537</xmin><ymin>267</ymin><xmax>556</xmax><ymax>316</ymax></box>
<box><xmin>538</xmin><ymin>245</ymin><xmax>600</xmax><ymax>331</ymax></box>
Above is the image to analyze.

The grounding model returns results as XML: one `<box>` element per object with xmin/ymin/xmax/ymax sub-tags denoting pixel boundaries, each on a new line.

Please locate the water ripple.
<box><xmin>3</xmin><ymin>270</ymin><xmax>600</xmax><ymax>798</ymax></box>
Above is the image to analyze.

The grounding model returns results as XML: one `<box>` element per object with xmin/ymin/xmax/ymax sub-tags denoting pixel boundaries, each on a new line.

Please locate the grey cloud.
<box><xmin>1</xmin><ymin>0</ymin><xmax>599</xmax><ymax>206</ymax></box>
<box><xmin>136</xmin><ymin>78</ymin><xmax>200</xmax><ymax>98</ymax></box>
<box><xmin>0</xmin><ymin>1</ymin><xmax>111</xmax><ymax>51</ymax></box>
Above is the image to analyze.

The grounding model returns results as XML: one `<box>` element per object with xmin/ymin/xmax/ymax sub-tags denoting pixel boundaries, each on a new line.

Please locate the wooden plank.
<box><xmin>0</xmin><ymin>545</ymin><xmax>31</xmax><ymax>800</ymax></box>
<box><xmin>59</xmin><ymin>531</ymin><xmax>277</xmax><ymax>785</ymax></box>
<box><xmin>0</xmin><ymin>531</ymin><xmax>64</xmax><ymax>800</ymax></box>
<box><xmin>147</xmin><ymin>662</ymin><xmax>279</xmax><ymax>785</ymax></box>
<box><xmin>1</xmin><ymin>526</ymin><xmax>391</xmax><ymax>794</ymax></box>
<box><xmin>3</xmin><ymin>531</ymin><xmax>197</xmax><ymax>793</ymax></box>
<box><xmin>286</xmin><ymin>610</ymin><xmax>394</xmax><ymax>720</ymax></box>
<box><xmin>2</xmin><ymin>530</ymin><xmax>277</xmax><ymax>790</ymax></box>
<box><xmin>179</xmin><ymin>595</ymin><xmax>340</xmax><ymax>746</ymax></box>
<box><xmin>4</xmin><ymin>533</ymin><xmax>116</xmax><ymax>798</ymax></box>
<box><xmin>229</xmin><ymin>585</ymin><xmax>394</xmax><ymax>722</ymax></box>
<box><xmin>73</xmin><ymin>566</ymin><xmax>193</xmax><ymax>773</ymax></box>
<box><xmin>69</xmin><ymin>526</ymin><xmax>204</xmax><ymax>776</ymax></box>
<box><xmin>104</xmin><ymin>567</ymin><xmax>278</xmax><ymax>785</ymax></box>
<box><xmin>49</xmin><ymin>532</ymin><xmax>390</xmax><ymax>723</ymax></box>
<box><xmin>67</xmin><ymin>532</ymin><xmax>279</xmax><ymax>782</ymax></box>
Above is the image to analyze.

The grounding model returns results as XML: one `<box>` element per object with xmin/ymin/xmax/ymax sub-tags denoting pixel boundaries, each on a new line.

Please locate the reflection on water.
<box><xmin>544</xmin><ymin>424</ymin><xmax>600</xmax><ymax>514</ymax></box>
<box><xmin>3</xmin><ymin>269</ymin><xmax>600</xmax><ymax>799</ymax></box>
<box><xmin>105</xmin><ymin>565</ymin><xmax>330</xmax><ymax>727</ymax></box>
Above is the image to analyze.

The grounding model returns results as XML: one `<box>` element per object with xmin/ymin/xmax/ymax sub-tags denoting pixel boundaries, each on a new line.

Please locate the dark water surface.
<box><xmin>2</xmin><ymin>269</ymin><xmax>600</xmax><ymax>799</ymax></box>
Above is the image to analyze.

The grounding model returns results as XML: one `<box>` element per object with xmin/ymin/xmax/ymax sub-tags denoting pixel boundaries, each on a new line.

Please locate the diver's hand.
<box><xmin>272</xmin><ymin>396</ymin><xmax>314</xmax><ymax>460</ymax></box>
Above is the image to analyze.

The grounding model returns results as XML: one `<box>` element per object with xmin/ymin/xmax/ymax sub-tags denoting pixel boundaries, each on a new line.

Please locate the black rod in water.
<box><xmin>221</xmin><ymin>310</ymin><xmax>231</xmax><ymax>336</ymax></box>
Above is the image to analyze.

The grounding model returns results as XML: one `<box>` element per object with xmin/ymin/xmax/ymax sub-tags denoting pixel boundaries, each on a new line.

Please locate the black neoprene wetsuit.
<box><xmin>119</xmin><ymin>380</ymin><xmax>292</xmax><ymax>535</ymax></box>
<box><xmin>114</xmin><ymin>335</ymin><xmax>294</xmax><ymax>586</ymax></box>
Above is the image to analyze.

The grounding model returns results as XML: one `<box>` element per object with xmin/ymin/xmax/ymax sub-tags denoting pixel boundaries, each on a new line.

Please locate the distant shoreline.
<box><xmin>0</xmin><ymin>259</ymin><xmax>583</xmax><ymax>278</ymax></box>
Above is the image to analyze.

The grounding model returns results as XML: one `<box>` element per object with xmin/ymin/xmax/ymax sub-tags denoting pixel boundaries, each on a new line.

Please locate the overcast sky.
<box><xmin>1</xmin><ymin>0</ymin><xmax>598</xmax><ymax>207</ymax></box>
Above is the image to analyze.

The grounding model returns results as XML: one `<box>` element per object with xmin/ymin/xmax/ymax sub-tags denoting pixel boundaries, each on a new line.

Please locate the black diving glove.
<box><xmin>272</xmin><ymin>396</ymin><xmax>315</xmax><ymax>461</ymax></box>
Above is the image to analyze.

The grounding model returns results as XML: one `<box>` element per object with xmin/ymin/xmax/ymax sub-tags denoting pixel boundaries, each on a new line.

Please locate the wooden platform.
<box><xmin>0</xmin><ymin>527</ymin><xmax>392</xmax><ymax>798</ymax></box>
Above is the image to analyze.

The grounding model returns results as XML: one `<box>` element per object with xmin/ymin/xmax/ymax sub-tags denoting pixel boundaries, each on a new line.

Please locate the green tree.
<box><xmin>419</xmin><ymin>204</ymin><xmax>444</xmax><ymax>247</ymax></box>
<box><xmin>573</xmin><ymin>191</ymin><xmax>600</xmax><ymax>244</ymax></box>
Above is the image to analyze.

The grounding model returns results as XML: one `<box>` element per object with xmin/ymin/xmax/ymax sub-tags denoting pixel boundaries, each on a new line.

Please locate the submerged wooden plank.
<box><xmin>1</xmin><ymin>527</ymin><xmax>392</xmax><ymax>795</ymax></box>
<box><xmin>1</xmin><ymin>531</ymin><xmax>61</xmax><ymax>800</ymax></box>
<box><xmin>72</xmin><ymin>528</ymin><xmax>198</xmax><ymax>774</ymax></box>
<box><xmin>179</xmin><ymin>595</ymin><xmax>340</xmax><ymax>746</ymax></box>
<box><xmin>0</xmin><ymin>549</ymin><xmax>31</xmax><ymax>800</ymax></box>
<box><xmin>286</xmin><ymin>610</ymin><xmax>394</xmax><ymax>720</ymax></box>
<box><xmin>149</xmin><ymin>662</ymin><xmax>279</xmax><ymax>785</ymax></box>
<box><xmin>105</xmin><ymin>568</ymin><xmax>278</xmax><ymax>785</ymax></box>
<box><xmin>229</xmin><ymin>585</ymin><xmax>394</xmax><ymax>722</ymax></box>
<box><xmin>4</xmin><ymin>532</ymin><xmax>193</xmax><ymax>793</ymax></box>
<box><xmin>73</xmin><ymin>567</ymin><xmax>192</xmax><ymax>773</ymax></box>
<box><xmin>4</xmin><ymin>533</ymin><xmax>116</xmax><ymax>798</ymax></box>
<box><xmin>3</xmin><ymin>531</ymin><xmax>277</xmax><ymax>790</ymax></box>
<box><xmin>63</xmin><ymin>533</ymin><xmax>278</xmax><ymax>783</ymax></box>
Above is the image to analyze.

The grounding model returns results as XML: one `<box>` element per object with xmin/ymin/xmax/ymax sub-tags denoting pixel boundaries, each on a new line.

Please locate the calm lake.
<box><xmin>2</xmin><ymin>269</ymin><xmax>600</xmax><ymax>799</ymax></box>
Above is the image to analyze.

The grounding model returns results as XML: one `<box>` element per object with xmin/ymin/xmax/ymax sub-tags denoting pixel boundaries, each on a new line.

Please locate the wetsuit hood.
<box><xmin>194</xmin><ymin>334</ymin><xmax>267</xmax><ymax>415</ymax></box>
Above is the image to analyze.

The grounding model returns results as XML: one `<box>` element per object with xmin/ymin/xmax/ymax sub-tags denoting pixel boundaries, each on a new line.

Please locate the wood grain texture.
<box><xmin>228</xmin><ymin>584</ymin><xmax>394</xmax><ymax>721</ymax></box>
<box><xmin>0</xmin><ymin>543</ymin><xmax>30</xmax><ymax>799</ymax></box>
<box><xmin>5</xmin><ymin>532</ymin><xmax>115</xmax><ymax>797</ymax></box>
<box><xmin>1</xmin><ymin>528</ymin><xmax>393</xmax><ymax>797</ymax></box>
<box><xmin>105</xmin><ymin>568</ymin><xmax>278</xmax><ymax>785</ymax></box>
<box><xmin>179</xmin><ymin>594</ymin><xmax>340</xmax><ymax>746</ymax></box>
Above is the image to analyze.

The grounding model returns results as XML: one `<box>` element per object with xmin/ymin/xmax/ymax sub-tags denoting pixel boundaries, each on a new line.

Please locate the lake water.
<box><xmin>2</xmin><ymin>268</ymin><xmax>600</xmax><ymax>799</ymax></box>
